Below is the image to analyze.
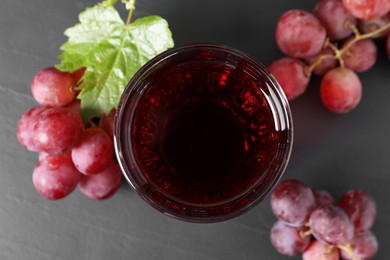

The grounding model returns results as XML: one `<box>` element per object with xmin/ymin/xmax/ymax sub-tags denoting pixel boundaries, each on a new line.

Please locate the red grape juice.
<box><xmin>115</xmin><ymin>44</ymin><xmax>292</xmax><ymax>222</ymax></box>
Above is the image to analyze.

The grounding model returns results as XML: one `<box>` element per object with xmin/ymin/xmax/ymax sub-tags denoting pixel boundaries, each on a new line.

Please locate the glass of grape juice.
<box><xmin>114</xmin><ymin>43</ymin><xmax>293</xmax><ymax>223</ymax></box>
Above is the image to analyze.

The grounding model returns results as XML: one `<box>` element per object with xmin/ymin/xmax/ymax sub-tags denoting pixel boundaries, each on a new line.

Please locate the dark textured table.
<box><xmin>1</xmin><ymin>0</ymin><xmax>389</xmax><ymax>259</ymax></box>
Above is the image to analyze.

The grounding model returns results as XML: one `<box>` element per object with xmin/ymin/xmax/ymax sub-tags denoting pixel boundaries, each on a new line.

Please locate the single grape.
<box><xmin>339</xmin><ymin>189</ymin><xmax>377</xmax><ymax>233</ymax></box>
<box><xmin>270</xmin><ymin>220</ymin><xmax>311</xmax><ymax>256</ymax></box>
<box><xmin>358</xmin><ymin>12</ymin><xmax>390</xmax><ymax>38</ymax></box>
<box><xmin>79</xmin><ymin>161</ymin><xmax>123</xmax><ymax>200</ymax></box>
<box><xmin>32</xmin><ymin>154</ymin><xmax>80</xmax><ymax>200</ymax></box>
<box><xmin>309</xmin><ymin>204</ymin><xmax>354</xmax><ymax>246</ymax></box>
<box><xmin>71</xmin><ymin>128</ymin><xmax>114</xmax><ymax>175</ymax></box>
<box><xmin>313</xmin><ymin>0</ymin><xmax>357</xmax><ymax>41</ymax></box>
<box><xmin>16</xmin><ymin>106</ymin><xmax>48</xmax><ymax>152</ymax></box>
<box><xmin>313</xmin><ymin>189</ymin><xmax>335</xmax><ymax>209</ymax></box>
<box><xmin>303</xmin><ymin>240</ymin><xmax>340</xmax><ymax>260</ymax></box>
<box><xmin>268</xmin><ymin>57</ymin><xmax>310</xmax><ymax>100</ymax></box>
<box><xmin>99</xmin><ymin>108</ymin><xmax>116</xmax><ymax>138</ymax></box>
<box><xmin>305</xmin><ymin>47</ymin><xmax>338</xmax><ymax>76</ymax></box>
<box><xmin>320</xmin><ymin>67</ymin><xmax>362</xmax><ymax>113</ymax></box>
<box><xmin>275</xmin><ymin>9</ymin><xmax>327</xmax><ymax>58</ymax></box>
<box><xmin>340</xmin><ymin>231</ymin><xmax>378</xmax><ymax>260</ymax></box>
<box><xmin>270</xmin><ymin>179</ymin><xmax>316</xmax><ymax>227</ymax></box>
<box><xmin>32</xmin><ymin>107</ymin><xmax>84</xmax><ymax>155</ymax></box>
<box><xmin>342</xmin><ymin>38</ymin><xmax>377</xmax><ymax>73</ymax></box>
<box><xmin>31</xmin><ymin>67</ymin><xmax>76</xmax><ymax>107</ymax></box>
<box><xmin>341</xmin><ymin>0</ymin><xmax>390</xmax><ymax>20</ymax></box>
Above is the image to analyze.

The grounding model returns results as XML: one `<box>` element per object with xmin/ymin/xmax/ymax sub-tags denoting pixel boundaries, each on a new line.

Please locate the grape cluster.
<box><xmin>269</xmin><ymin>0</ymin><xmax>390</xmax><ymax>113</ymax></box>
<box><xmin>16</xmin><ymin>67</ymin><xmax>123</xmax><ymax>200</ymax></box>
<box><xmin>270</xmin><ymin>179</ymin><xmax>378</xmax><ymax>259</ymax></box>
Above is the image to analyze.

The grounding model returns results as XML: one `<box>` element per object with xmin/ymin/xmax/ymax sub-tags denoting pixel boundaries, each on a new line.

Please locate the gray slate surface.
<box><xmin>1</xmin><ymin>0</ymin><xmax>389</xmax><ymax>259</ymax></box>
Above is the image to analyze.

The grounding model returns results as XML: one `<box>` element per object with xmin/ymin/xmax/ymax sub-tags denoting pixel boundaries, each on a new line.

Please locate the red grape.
<box><xmin>99</xmin><ymin>108</ymin><xmax>116</xmax><ymax>138</ymax></box>
<box><xmin>270</xmin><ymin>220</ymin><xmax>311</xmax><ymax>256</ymax></box>
<box><xmin>32</xmin><ymin>154</ymin><xmax>80</xmax><ymax>200</ymax></box>
<box><xmin>341</xmin><ymin>0</ymin><xmax>390</xmax><ymax>20</ymax></box>
<box><xmin>305</xmin><ymin>47</ymin><xmax>337</xmax><ymax>76</ymax></box>
<box><xmin>339</xmin><ymin>189</ymin><xmax>377</xmax><ymax>233</ymax></box>
<box><xmin>320</xmin><ymin>67</ymin><xmax>362</xmax><ymax>113</ymax></box>
<box><xmin>275</xmin><ymin>10</ymin><xmax>327</xmax><ymax>58</ymax></box>
<box><xmin>303</xmin><ymin>240</ymin><xmax>340</xmax><ymax>260</ymax></box>
<box><xmin>31</xmin><ymin>67</ymin><xmax>76</xmax><ymax>107</ymax></box>
<box><xmin>32</xmin><ymin>107</ymin><xmax>84</xmax><ymax>155</ymax></box>
<box><xmin>71</xmin><ymin>128</ymin><xmax>114</xmax><ymax>175</ymax></box>
<box><xmin>342</xmin><ymin>38</ymin><xmax>377</xmax><ymax>72</ymax></box>
<box><xmin>79</xmin><ymin>161</ymin><xmax>123</xmax><ymax>200</ymax></box>
<box><xmin>340</xmin><ymin>231</ymin><xmax>378</xmax><ymax>260</ymax></box>
<box><xmin>270</xmin><ymin>179</ymin><xmax>316</xmax><ymax>227</ymax></box>
<box><xmin>309</xmin><ymin>204</ymin><xmax>354</xmax><ymax>246</ymax></box>
<box><xmin>16</xmin><ymin>106</ymin><xmax>48</xmax><ymax>152</ymax></box>
<box><xmin>268</xmin><ymin>57</ymin><xmax>310</xmax><ymax>100</ymax></box>
<box><xmin>313</xmin><ymin>189</ymin><xmax>335</xmax><ymax>209</ymax></box>
<box><xmin>314</xmin><ymin>0</ymin><xmax>357</xmax><ymax>41</ymax></box>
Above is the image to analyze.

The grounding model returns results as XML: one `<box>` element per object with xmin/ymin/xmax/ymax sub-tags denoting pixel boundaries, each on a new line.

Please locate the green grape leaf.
<box><xmin>56</xmin><ymin>1</ymin><xmax>174</xmax><ymax>120</ymax></box>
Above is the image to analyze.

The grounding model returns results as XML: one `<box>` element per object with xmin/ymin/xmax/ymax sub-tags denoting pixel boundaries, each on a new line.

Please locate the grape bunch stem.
<box><xmin>299</xmin><ymin>229</ymin><xmax>312</xmax><ymax>239</ymax></box>
<box><xmin>305</xmin><ymin>21</ymin><xmax>390</xmax><ymax>76</ymax></box>
<box><xmin>338</xmin><ymin>244</ymin><xmax>359</xmax><ymax>260</ymax></box>
<box><xmin>300</xmin><ymin>225</ymin><xmax>360</xmax><ymax>260</ymax></box>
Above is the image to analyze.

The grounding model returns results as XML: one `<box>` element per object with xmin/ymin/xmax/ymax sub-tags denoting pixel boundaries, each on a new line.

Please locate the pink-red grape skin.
<box><xmin>71</xmin><ymin>128</ymin><xmax>114</xmax><ymax>175</ymax></box>
<box><xmin>340</xmin><ymin>231</ymin><xmax>378</xmax><ymax>260</ymax></box>
<box><xmin>79</xmin><ymin>161</ymin><xmax>123</xmax><ymax>200</ymax></box>
<box><xmin>339</xmin><ymin>190</ymin><xmax>377</xmax><ymax>233</ymax></box>
<box><xmin>32</xmin><ymin>155</ymin><xmax>80</xmax><ymax>200</ymax></box>
<box><xmin>65</xmin><ymin>99</ymin><xmax>82</xmax><ymax>114</ymax></box>
<box><xmin>342</xmin><ymin>38</ymin><xmax>377</xmax><ymax>72</ymax></box>
<box><xmin>71</xmin><ymin>67</ymin><xmax>86</xmax><ymax>85</ymax></box>
<box><xmin>268</xmin><ymin>57</ymin><xmax>310</xmax><ymax>100</ymax></box>
<box><xmin>320</xmin><ymin>67</ymin><xmax>362</xmax><ymax>113</ymax></box>
<box><xmin>270</xmin><ymin>179</ymin><xmax>316</xmax><ymax>227</ymax></box>
<box><xmin>342</xmin><ymin>0</ymin><xmax>390</xmax><ymax>20</ymax></box>
<box><xmin>32</xmin><ymin>107</ymin><xmax>84</xmax><ymax>155</ymax></box>
<box><xmin>303</xmin><ymin>240</ymin><xmax>340</xmax><ymax>260</ymax></box>
<box><xmin>313</xmin><ymin>189</ymin><xmax>335</xmax><ymax>209</ymax></box>
<box><xmin>16</xmin><ymin>106</ymin><xmax>48</xmax><ymax>152</ymax></box>
<box><xmin>31</xmin><ymin>67</ymin><xmax>76</xmax><ymax>107</ymax></box>
<box><xmin>270</xmin><ymin>220</ymin><xmax>311</xmax><ymax>256</ymax></box>
<box><xmin>314</xmin><ymin>0</ymin><xmax>357</xmax><ymax>40</ymax></box>
<box><xmin>275</xmin><ymin>10</ymin><xmax>327</xmax><ymax>58</ymax></box>
<box><xmin>309</xmin><ymin>204</ymin><xmax>354</xmax><ymax>246</ymax></box>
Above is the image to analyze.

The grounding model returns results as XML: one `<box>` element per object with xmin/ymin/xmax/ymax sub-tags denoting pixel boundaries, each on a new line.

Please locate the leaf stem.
<box><xmin>125</xmin><ymin>0</ymin><xmax>137</xmax><ymax>26</ymax></box>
